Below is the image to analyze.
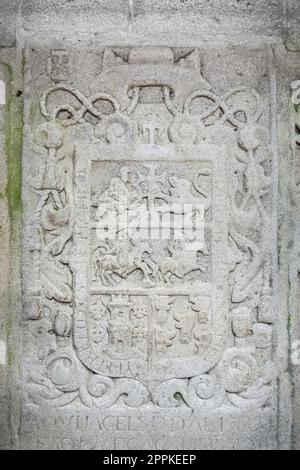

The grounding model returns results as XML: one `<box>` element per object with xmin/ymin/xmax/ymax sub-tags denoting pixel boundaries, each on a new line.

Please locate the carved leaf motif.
<box><xmin>152</xmin><ymin>373</ymin><xmax>225</xmax><ymax>409</ymax></box>
<box><xmin>41</xmin><ymin>254</ymin><xmax>72</xmax><ymax>303</ymax></box>
<box><xmin>219</xmin><ymin>348</ymin><xmax>258</xmax><ymax>394</ymax></box>
<box><xmin>229</xmin><ymin>228</ymin><xmax>263</xmax><ymax>303</ymax></box>
<box><xmin>227</xmin><ymin>382</ymin><xmax>272</xmax><ymax>409</ymax></box>
<box><xmin>152</xmin><ymin>379</ymin><xmax>187</xmax><ymax>408</ymax></box>
<box><xmin>79</xmin><ymin>376</ymin><xmax>150</xmax><ymax>409</ymax></box>
<box><xmin>27</xmin><ymin>369</ymin><xmax>78</xmax><ymax>408</ymax></box>
<box><xmin>187</xmin><ymin>373</ymin><xmax>225</xmax><ymax>409</ymax></box>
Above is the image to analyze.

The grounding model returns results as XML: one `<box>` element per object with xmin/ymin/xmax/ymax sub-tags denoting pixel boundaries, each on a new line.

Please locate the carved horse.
<box><xmin>158</xmin><ymin>240</ymin><xmax>208</xmax><ymax>285</ymax></box>
<box><xmin>93</xmin><ymin>241</ymin><xmax>157</xmax><ymax>286</ymax></box>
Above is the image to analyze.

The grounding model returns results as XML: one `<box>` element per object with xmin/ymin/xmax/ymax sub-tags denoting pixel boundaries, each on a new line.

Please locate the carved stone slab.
<box><xmin>21</xmin><ymin>46</ymin><xmax>277</xmax><ymax>449</ymax></box>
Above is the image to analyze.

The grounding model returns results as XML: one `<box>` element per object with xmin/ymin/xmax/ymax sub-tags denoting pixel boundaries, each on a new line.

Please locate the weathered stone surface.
<box><xmin>286</xmin><ymin>0</ymin><xmax>300</xmax><ymax>50</ymax></box>
<box><xmin>18</xmin><ymin>45</ymin><xmax>279</xmax><ymax>450</ymax></box>
<box><xmin>0</xmin><ymin>0</ymin><xmax>300</xmax><ymax>451</ymax></box>
<box><xmin>0</xmin><ymin>47</ymin><xmax>23</xmax><ymax>450</ymax></box>
<box><xmin>134</xmin><ymin>0</ymin><xmax>284</xmax><ymax>40</ymax></box>
<box><xmin>0</xmin><ymin>0</ymin><xmax>297</xmax><ymax>46</ymax></box>
<box><xmin>21</xmin><ymin>0</ymin><xmax>129</xmax><ymax>42</ymax></box>
<box><xmin>0</xmin><ymin>1</ymin><xmax>17</xmax><ymax>47</ymax></box>
<box><xmin>0</xmin><ymin>61</ymin><xmax>10</xmax><ymax>450</ymax></box>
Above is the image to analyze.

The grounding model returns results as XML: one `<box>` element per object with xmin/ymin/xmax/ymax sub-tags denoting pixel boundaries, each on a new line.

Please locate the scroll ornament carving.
<box><xmin>26</xmin><ymin>48</ymin><xmax>274</xmax><ymax>410</ymax></box>
<box><xmin>27</xmin><ymin>347</ymin><xmax>272</xmax><ymax>409</ymax></box>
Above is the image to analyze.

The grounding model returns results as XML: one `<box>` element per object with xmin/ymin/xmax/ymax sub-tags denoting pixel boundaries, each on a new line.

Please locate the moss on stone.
<box><xmin>3</xmin><ymin>63</ymin><xmax>23</xmax><ymax>235</ymax></box>
<box><xmin>1</xmin><ymin>57</ymin><xmax>24</xmax><ymax>374</ymax></box>
<box><xmin>7</xmin><ymin>349</ymin><xmax>15</xmax><ymax>367</ymax></box>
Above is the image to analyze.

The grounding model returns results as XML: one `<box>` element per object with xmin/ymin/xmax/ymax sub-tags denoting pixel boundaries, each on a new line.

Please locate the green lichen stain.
<box><xmin>5</xmin><ymin>317</ymin><xmax>13</xmax><ymax>367</ymax></box>
<box><xmin>6</xmin><ymin>125</ymin><xmax>23</xmax><ymax>222</ymax></box>
<box><xmin>2</xmin><ymin>58</ymin><xmax>24</xmax><ymax>372</ymax></box>
<box><xmin>4</xmin><ymin>63</ymin><xmax>24</xmax><ymax>235</ymax></box>
<box><xmin>7</xmin><ymin>349</ymin><xmax>15</xmax><ymax>368</ymax></box>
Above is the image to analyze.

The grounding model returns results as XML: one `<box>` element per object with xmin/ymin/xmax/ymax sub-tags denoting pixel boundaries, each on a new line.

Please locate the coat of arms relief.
<box><xmin>24</xmin><ymin>47</ymin><xmax>275</xmax><ymax>411</ymax></box>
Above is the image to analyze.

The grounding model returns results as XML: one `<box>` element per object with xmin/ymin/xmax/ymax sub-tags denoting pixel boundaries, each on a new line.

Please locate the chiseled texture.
<box><xmin>0</xmin><ymin>0</ymin><xmax>300</xmax><ymax>450</ymax></box>
<box><xmin>0</xmin><ymin>1</ymin><xmax>17</xmax><ymax>46</ymax></box>
<box><xmin>0</xmin><ymin>1</ymin><xmax>297</xmax><ymax>47</ymax></box>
